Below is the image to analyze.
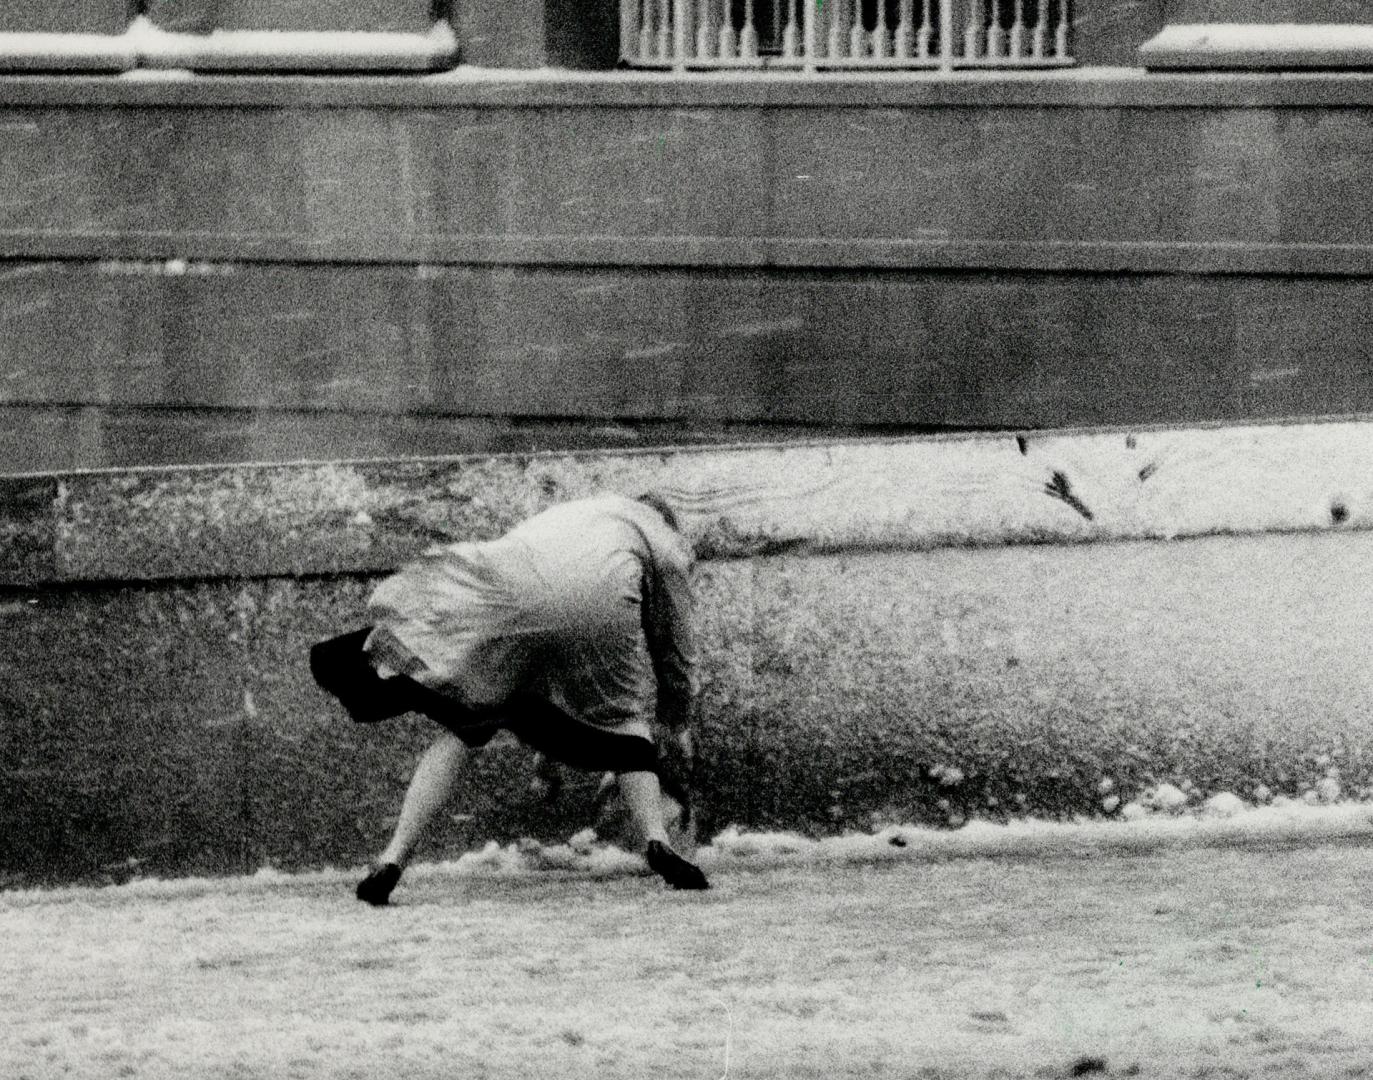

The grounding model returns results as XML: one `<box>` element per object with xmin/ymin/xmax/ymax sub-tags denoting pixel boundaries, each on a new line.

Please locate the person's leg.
<box><xmin>503</xmin><ymin>694</ymin><xmax>709</xmax><ymax>890</ymax></box>
<box><xmin>357</xmin><ymin>731</ymin><xmax>472</xmax><ymax>905</ymax></box>
<box><xmin>380</xmin><ymin>731</ymin><xmax>471</xmax><ymax>867</ymax></box>
<box><xmin>618</xmin><ymin>769</ymin><xmax>710</xmax><ymax>890</ymax></box>
<box><xmin>616</xmin><ymin>769</ymin><xmax>673</xmax><ymax>847</ymax></box>
<box><xmin>537</xmin><ymin>618</ymin><xmax>708</xmax><ymax>887</ymax></box>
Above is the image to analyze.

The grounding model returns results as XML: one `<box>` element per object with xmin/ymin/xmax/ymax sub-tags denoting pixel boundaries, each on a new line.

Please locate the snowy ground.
<box><xmin>5</xmin><ymin>801</ymin><xmax>1373</xmax><ymax>1080</ymax></box>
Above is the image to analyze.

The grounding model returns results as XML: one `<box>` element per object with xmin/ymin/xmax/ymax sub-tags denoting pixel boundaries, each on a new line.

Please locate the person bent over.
<box><xmin>310</xmin><ymin>492</ymin><xmax>708</xmax><ymax>904</ymax></box>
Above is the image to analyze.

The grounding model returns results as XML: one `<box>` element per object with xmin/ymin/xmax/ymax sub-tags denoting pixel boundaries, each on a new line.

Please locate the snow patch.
<box><xmin>8</xmin><ymin>798</ymin><xmax>1373</xmax><ymax>903</ymax></box>
<box><xmin>131</xmin><ymin>15</ymin><xmax>458</xmax><ymax>71</ymax></box>
<box><xmin>929</xmin><ymin>764</ymin><xmax>966</xmax><ymax>787</ymax></box>
<box><xmin>1143</xmin><ymin>783</ymin><xmax>1189</xmax><ymax>814</ymax></box>
<box><xmin>0</xmin><ymin>29</ymin><xmax>136</xmax><ymax>70</ymax></box>
<box><xmin>1145</xmin><ymin>22</ymin><xmax>1373</xmax><ymax>54</ymax></box>
<box><xmin>1202</xmin><ymin>792</ymin><xmax>1246</xmax><ymax>818</ymax></box>
<box><xmin>709</xmin><ymin>827</ymin><xmax>813</xmax><ymax>859</ymax></box>
<box><xmin>0</xmin><ymin>15</ymin><xmax>457</xmax><ymax>74</ymax></box>
<box><xmin>1120</xmin><ymin>800</ymin><xmax>1149</xmax><ymax>822</ymax></box>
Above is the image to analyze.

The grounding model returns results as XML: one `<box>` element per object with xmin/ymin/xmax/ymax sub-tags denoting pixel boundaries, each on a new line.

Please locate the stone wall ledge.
<box><xmin>1141</xmin><ymin>23</ymin><xmax>1373</xmax><ymax>70</ymax></box>
<box><xmin>12</xmin><ymin>66</ymin><xmax>1373</xmax><ymax>108</ymax></box>
<box><xmin>0</xmin><ymin>30</ymin><xmax>136</xmax><ymax>71</ymax></box>
<box><xmin>7</xmin><ymin>237</ymin><xmax>1373</xmax><ymax>278</ymax></box>
<box><xmin>0</xmin><ymin>15</ymin><xmax>457</xmax><ymax>74</ymax></box>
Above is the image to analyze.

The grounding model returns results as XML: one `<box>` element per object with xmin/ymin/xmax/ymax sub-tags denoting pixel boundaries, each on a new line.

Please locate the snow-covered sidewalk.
<box><xmin>5</xmin><ymin>802</ymin><xmax>1373</xmax><ymax>1080</ymax></box>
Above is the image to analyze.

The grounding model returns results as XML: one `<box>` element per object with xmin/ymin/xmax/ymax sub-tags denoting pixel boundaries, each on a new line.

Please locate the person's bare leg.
<box><xmin>357</xmin><ymin>732</ymin><xmax>470</xmax><ymax>905</ymax></box>
<box><xmin>617</xmin><ymin>769</ymin><xmax>672</xmax><ymax>846</ymax></box>
<box><xmin>618</xmin><ymin>769</ymin><xmax>709</xmax><ymax>890</ymax></box>
<box><xmin>381</xmin><ymin>732</ymin><xmax>471</xmax><ymax>866</ymax></box>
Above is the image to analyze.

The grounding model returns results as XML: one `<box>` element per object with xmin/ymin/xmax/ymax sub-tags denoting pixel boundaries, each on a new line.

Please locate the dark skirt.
<box><xmin>310</xmin><ymin>627</ymin><xmax>659</xmax><ymax>774</ymax></box>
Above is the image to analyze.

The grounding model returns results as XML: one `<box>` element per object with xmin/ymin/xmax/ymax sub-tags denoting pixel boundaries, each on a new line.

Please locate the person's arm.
<box><xmin>643</xmin><ymin>541</ymin><xmax>699</xmax><ymax>735</ymax></box>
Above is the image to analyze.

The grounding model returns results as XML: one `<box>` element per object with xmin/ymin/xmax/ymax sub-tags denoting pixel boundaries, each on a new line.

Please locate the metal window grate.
<box><xmin>621</xmin><ymin>0</ymin><xmax>1073</xmax><ymax>69</ymax></box>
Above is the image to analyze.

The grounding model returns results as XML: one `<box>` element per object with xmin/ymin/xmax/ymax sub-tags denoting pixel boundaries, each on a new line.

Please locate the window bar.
<box><xmin>639</xmin><ymin>0</ymin><xmax>656</xmax><ymax>60</ymax></box>
<box><xmin>719</xmin><ymin>0</ymin><xmax>738</xmax><ymax>59</ymax></box>
<box><xmin>1008</xmin><ymin>0</ymin><xmax>1025</xmax><ymax>58</ymax></box>
<box><xmin>657</xmin><ymin>0</ymin><xmax>673</xmax><ymax>59</ymax></box>
<box><xmin>803</xmin><ymin>0</ymin><xmax>817</xmax><ymax>69</ymax></box>
<box><xmin>741</xmin><ymin>0</ymin><xmax>760</xmax><ymax>57</ymax></box>
<box><xmin>696</xmin><ymin>0</ymin><xmax>717</xmax><ymax>58</ymax></box>
<box><xmin>963</xmin><ymin>0</ymin><xmax>984</xmax><ymax>59</ymax></box>
<box><xmin>872</xmin><ymin>0</ymin><xmax>892</xmax><ymax>57</ymax></box>
<box><xmin>674</xmin><ymin>0</ymin><xmax>692</xmax><ymax>66</ymax></box>
<box><xmin>894</xmin><ymin>0</ymin><xmax>914</xmax><ymax>58</ymax></box>
<box><xmin>916</xmin><ymin>0</ymin><xmax>933</xmax><ymax>58</ymax></box>
<box><xmin>986</xmin><ymin>0</ymin><xmax>1005</xmax><ymax>57</ymax></box>
<box><xmin>1031</xmin><ymin>0</ymin><xmax>1047</xmax><ymax>57</ymax></box>
<box><xmin>827</xmin><ymin>0</ymin><xmax>846</xmax><ymax>59</ymax></box>
<box><xmin>849</xmin><ymin>0</ymin><xmax>867</xmax><ymax>58</ymax></box>
<box><xmin>782</xmin><ymin>0</ymin><xmax>801</xmax><ymax>59</ymax></box>
<box><xmin>940</xmin><ymin>0</ymin><xmax>954</xmax><ymax>68</ymax></box>
<box><xmin>621</xmin><ymin>0</ymin><xmax>638</xmax><ymax>62</ymax></box>
<box><xmin>1054</xmin><ymin>0</ymin><xmax>1069</xmax><ymax>57</ymax></box>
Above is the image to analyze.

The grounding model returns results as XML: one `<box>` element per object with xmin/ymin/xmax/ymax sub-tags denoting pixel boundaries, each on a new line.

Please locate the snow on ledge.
<box><xmin>0</xmin><ymin>16</ymin><xmax>458</xmax><ymax>74</ymax></box>
<box><xmin>0</xmin><ymin>30</ymin><xmax>137</xmax><ymax>71</ymax></box>
<box><xmin>1141</xmin><ymin>23</ymin><xmax>1373</xmax><ymax>69</ymax></box>
<box><xmin>129</xmin><ymin>17</ymin><xmax>458</xmax><ymax>72</ymax></box>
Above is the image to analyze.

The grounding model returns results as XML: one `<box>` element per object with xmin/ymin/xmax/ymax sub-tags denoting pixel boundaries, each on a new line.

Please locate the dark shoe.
<box><xmin>356</xmin><ymin>863</ymin><xmax>403</xmax><ymax>906</ymax></box>
<box><xmin>646</xmin><ymin>840</ymin><xmax>710</xmax><ymax>891</ymax></box>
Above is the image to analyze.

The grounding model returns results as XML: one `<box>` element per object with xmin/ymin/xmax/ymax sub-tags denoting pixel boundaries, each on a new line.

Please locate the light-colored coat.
<box><xmin>365</xmin><ymin>494</ymin><xmax>697</xmax><ymax>741</ymax></box>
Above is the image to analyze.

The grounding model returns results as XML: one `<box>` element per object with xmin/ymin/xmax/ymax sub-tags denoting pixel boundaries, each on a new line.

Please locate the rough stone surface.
<box><xmin>0</xmin><ymin>476</ymin><xmax>56</xmax><ymax>585</ymax></box>
<box><xmin>4</xmin><ymin>86</ymin><xmax>1373</xmax><ymax>456</ymax></box>
<box><xmin>0</xmin><ymin>0</ymin><xmax>132</xmax><ymax>34</ymax></box>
